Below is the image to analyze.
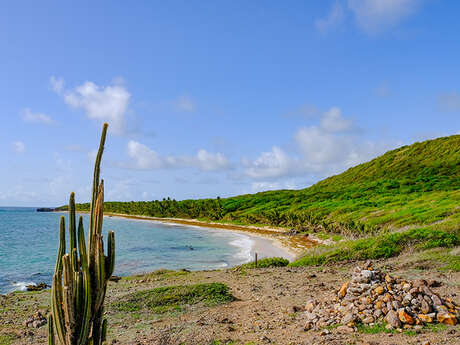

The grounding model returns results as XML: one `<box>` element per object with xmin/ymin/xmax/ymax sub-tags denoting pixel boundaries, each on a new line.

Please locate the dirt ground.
<box><xmin>1</xmin><ymin>254</ymin><xmax>459</xmax><ymax>345</ymax></box>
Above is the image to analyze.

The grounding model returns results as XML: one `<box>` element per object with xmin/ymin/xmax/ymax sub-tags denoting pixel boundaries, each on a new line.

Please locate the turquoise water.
<box><xmin>0</xmin><ymin>207</ymin><xmax>254</xmax><ymax>294</ymax></box>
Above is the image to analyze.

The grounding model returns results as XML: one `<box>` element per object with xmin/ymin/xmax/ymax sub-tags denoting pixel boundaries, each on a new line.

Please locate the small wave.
<box><xmin>11</xmin><ymin>281</ymin><xmax>36</xmax><ymax>292</ymax></box>
<box><xmin>229</xmin><ymin>235</ymin><xmax>254</xmax><ymax>262</ymax></box>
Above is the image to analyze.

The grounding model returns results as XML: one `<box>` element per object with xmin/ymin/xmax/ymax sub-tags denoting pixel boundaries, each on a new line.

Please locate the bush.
<box><xmin>238</xmin><ymin>257</ymin><xmax>289</xmax><ymax>269</ymax></box>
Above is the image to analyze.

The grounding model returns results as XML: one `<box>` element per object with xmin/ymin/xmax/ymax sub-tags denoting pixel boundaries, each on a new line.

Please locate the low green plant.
<box><xmin>112</xmin><ymin>283</ymin><xmax>234</xmax><ymax>314</ymax></box>
<box><xmin>238</xmin><ymin>257</ymin><xmax>289</xmax><ymax>269</ymax></box>
<box><xmin>0</xmin><ymin>334</ymin><xmax>17</xmax><ymax>345</ymax></box>
<box><xmin>290</xmin><ymin>228</ymin><xmax>459</xmax><ymax>267</ymax></box>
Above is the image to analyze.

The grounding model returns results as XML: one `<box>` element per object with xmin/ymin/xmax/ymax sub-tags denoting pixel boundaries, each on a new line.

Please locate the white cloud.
<box><xmin>127</xmin><ymin>141</ymin><xmax>165</xmax><ymax>169</ymax></box>
<box><xmin>63</xmin><ymin>80</ymin><xmax>130</xmax><ymax>134</ymax></box>
<box><xmin>245</xmin><ymin>108</ymin><xmax>392</xmax><ymax>180</ymax></box>
<box><xmin>196</xmin><ymin>149</ymin><xmax>229</xmax><ymax>171</ymax></box>
<box><xmin>50</xmin><ymin>76</ymin><xmax>64</xmax><ymax>93</ymax></box>
<box><xmin>12</xmin><ymin>141</ymin><xmax>25</xmax><ymax>153</ymax></box>
<box><xmin>320</xmin><ymin>107</ymin><xmax>353</xmax><ymax>132</ymax></box>
<box><xmin>348</xmin><ymin>0</ymin><xmax>419</xmax><ymax>33</ymax></box>
<box><xmin>126</xmin><ymin>141</ymin><xmax>229</xmax><ymax>172</ymax></box>
<box><xmin>439</xmin><ymin>91</ymin><xmax>460</xmax><ymax>112</ymax></box>
<box><xmin>316</xmin><ymin>1</ymin><xmax>345</xmax><ymax>32</ymax></box>
<box><xmin>22</xmin><ymin>108</ymin><xmax>54</xmax><ymax>125</ymax></box>
<box><xmin>245</xmin><ymin>146</ymin><xmax>297</xmax><ymax>179</ymax></box>
<box><xmin>173</xmin><ymin>95</ymin><xmax>196</xmax><ymax>112</ymax></box>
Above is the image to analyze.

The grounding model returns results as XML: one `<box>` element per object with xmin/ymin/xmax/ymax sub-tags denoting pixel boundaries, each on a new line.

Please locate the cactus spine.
<box><xmin>49</xmin><ymin>123</ymin><xmax>114</xmax><ymax>345</ymax></box>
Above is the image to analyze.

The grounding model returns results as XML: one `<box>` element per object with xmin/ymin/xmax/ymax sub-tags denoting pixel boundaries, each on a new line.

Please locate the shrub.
<box><xmin>290</xmin><ymin>228</ymin><xmax>459</xmax><ymax>267</ymax></box>
<box><xmin>238</xmin><ymin>257</ymin><xmax>289</xmax><ymax>269</ymax></box>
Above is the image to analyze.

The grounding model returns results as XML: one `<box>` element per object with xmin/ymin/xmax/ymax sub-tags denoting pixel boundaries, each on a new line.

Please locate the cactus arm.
<box><xmin>48</xmin><ymin>314</ymin><xmax>55</xmax><ymax>345</ymax></box>
<box><xmin>101</xmin><ymin>318</ymin><xmax>107</xmax><ymax>342</ymax></box>
<box><xmin>89</xmin><ymin>123</ymin><xmax>108</xmax><ymax>254</ymax></box>
<box><xmin>69</xmin><ymin>192</ymin><xmax>77</xmax><ymax>271</ymax></box>
<box><xmin>62</xmin><ymin>254</ymin><xmax>77</xmax><ymax>344</ymax></box>
<box><xmin>106</xmin><ymin>231</ymin><xmax>115</xmax><ymax>279</ymax></box>
<box><xmin>51</xmin><ymin>273</ymin><xmax>66</xmax><ymax>345</ymax></box>
<box><xmin>55</xmin><ymin>216</ymin><xmax>66</xmax><ymax>273</ymax></box>
<box><xmin>77</xmin><ymin>216</ymin><xmax>92</xmax><ymax>345</ymax></box>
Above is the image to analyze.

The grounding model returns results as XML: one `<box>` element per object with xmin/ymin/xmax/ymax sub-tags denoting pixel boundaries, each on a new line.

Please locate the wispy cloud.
<box><xmin>22</xmin><ymin>108</ymin><xmax>54</xmax><ymax>125</ymax></box>
<box><xmin>50</xmin><ymin>76</ymin><xmax>64</xmax><ymax>94</ymax></box>
<box><xmin>320</xmin><ymin>107</ymin><xmax>354</xmax><ymax>132</ymax></box>
<box><xmin>439</xmin><ymin>91</ymin><xmax>460</xmax><ymax>112</ymax></box>
<box><xmin>375</xmin><ymin>82</ymin><xmax>391</xmax><ymax>97</ymax></box>
<box><xmin>12</xmin><ymin>141</ymin><xmax>25</xmax><ymax>153</ymax></box>
<box><xmin>173</xmin><ymin>95</ymin><xmax>196</xmax><ymax>112</ymax></box>
<box><xmin>348</xmin><ymin>0</ymin><xmax>419</xmax><ymax>33</ymax></box>
<box><xmin>126</xmin><ymin>141</ymin><xmax>230</xmax><ymax>172</ymax></box>
<box><xmin>315</xmin><ymin>1</ymin><xmax>345</xmax><ymax>33</ymax></box>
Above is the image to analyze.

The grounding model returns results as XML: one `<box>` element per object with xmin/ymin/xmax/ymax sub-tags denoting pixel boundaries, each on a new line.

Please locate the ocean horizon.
<box><xmin>0</xmin><ymin>207</ymin><xmax>259</xmax><ymax>294</ymax></box>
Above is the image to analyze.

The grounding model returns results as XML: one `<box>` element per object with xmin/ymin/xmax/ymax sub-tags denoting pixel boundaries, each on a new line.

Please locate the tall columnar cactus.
<box><xmin>49</xmin><ymin>123</ymin><xmax>115</xmax><ymax>345</ymax></box>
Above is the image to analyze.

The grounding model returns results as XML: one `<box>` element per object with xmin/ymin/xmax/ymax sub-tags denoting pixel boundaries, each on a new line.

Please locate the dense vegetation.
<box><xmin>63</xmin><ymin>135</ymin><xmax>460</xmax><ymax>236</ymax></box>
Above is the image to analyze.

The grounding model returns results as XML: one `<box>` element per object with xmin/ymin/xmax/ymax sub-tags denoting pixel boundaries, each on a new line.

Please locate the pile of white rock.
<box><xmin>304</xmin><ymin>262</ymin><xmax>459</xmax><ymax>333</ymax></box>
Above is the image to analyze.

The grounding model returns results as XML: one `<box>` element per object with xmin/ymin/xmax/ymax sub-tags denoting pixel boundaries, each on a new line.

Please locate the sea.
<box><xmin>0</xmin><ymin>207</ymin><xmax>256</xmax><ymax>294</ymax></box>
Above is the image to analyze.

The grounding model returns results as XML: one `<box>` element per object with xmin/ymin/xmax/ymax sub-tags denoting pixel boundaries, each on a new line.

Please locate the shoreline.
<box><xmin>63</xmin><ymin>211</ymin><xmax>317</xmax><ymax>260</ymax></box>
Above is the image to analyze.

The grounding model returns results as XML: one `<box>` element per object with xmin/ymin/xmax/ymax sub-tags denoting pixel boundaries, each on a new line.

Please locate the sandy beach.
<box><xmin>102</xmin><ymin>212</ymin><xmax>310</xmax><ymax>262</ymax></box>
<box><xmin>64</xmin><ymin>210</ymin><xmax>316</xmax><ymax>262</ymax></box>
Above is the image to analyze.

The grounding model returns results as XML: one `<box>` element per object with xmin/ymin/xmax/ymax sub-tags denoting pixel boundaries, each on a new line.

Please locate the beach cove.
<box><xmin>0</xmin><ymin>207</ymin><xmax>313</xmax><ymax>294</ymax></box>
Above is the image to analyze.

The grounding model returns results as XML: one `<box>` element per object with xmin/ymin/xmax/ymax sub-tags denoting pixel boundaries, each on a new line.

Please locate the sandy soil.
<box><xmin>1</xmin><ymin>253</ymin><xmax>459</xmax><ymax>345</ymax></box>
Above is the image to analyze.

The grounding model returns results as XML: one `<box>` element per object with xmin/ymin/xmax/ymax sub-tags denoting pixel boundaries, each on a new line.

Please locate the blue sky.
<box><xmin>1</xmin><ymin>0</ymin><xmax>459</xmax><ymax>206</ymax></box>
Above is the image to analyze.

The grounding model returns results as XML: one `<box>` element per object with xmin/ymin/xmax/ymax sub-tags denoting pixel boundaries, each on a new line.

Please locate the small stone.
<box><xmin>402</xmin><ymin>283</ymin><xmax>411</xmax><ymax>292</ymax></box>
<box><xmin>383</xmin><ymin>293</ymin><xmax>392</xmax><ymax>303</ymax></box>
<box><xmin>374</xmin><ymin>286</ymin><xmax>385</xmax><ymax>296</ymax></box>
<box><xmin>320</xmin><ymin>329</ymin><xmax>330</xmax><ymax>336</ymax></box>
<box><xmin>420</xmin><ymin>300</ymin><xmax>432</xmax><ymax>314</ymax></box>
<box><xmin>398</xmin><ymin>308</ymin><xmax>415</xmax><ymax>325</ymax></box>
<box><xmin>417</xmin><ymin>314</ymin><xmax>434</xmax><ymax>323</ymax></box>
<box><xmin>375</xmin><ymin>301</ymin><xmax>384</xmax><ymax>309</ymax></box>
<box><xmin>362</xmin><ymin>316</ymin><xmax>374</xmax><ymax>324</ymax></box>
<box><xmin>431</xmin><ymin>294</ymin><xmax>443</xmax><ymax>306</ymax></box>
<box><xmin>336</xmin><ymin>325</ymin><xmax>355</xmax><ymax>334</ymax></box>
<box><xmin>305</xmin><ymin>299</ymin><xmax>316</xmax><ymax>312</ymax></box>
<box><xmin>305</xmin><ymin>312</ymin><xmax>317</xmax><ymax>321</ymax></box>
<box><xmin>437</xmin><ymin>312</ymin><xmax>458</xmax><ymax>325</ymax></box>
<box><xmin>338</xmin><ymin>281</ymin><xmax>349</xmax><ymax>298</ymax></box>
<box><xmin>392</xmin><ymin>300</ymin><xmax>402</xmax><ymax>310</ymax></box>
<box><xmin>385</xmin><ymin>310</ymin><xmax>402</xmax><ymax>328</ymax></box>
<box><xmin>342</xmin><ymin>312</ymin><xmax>355</xmax><ymax>325</ymax></box>
<box><xmin>374</xmin><ymin>309</ymin><xmax>383</xmax><ymax>318</ymax></box>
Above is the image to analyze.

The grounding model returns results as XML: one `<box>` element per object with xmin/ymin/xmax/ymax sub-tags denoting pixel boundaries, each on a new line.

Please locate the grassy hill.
<box><xmin>220</xmin><ymin>134</ymin><xmax>460</xmax><ymax>235</ymax></box>
<box><xmin>68</xmin><ymin>135</ymin><xmax>460</xmax><ymax>237</ymax></box>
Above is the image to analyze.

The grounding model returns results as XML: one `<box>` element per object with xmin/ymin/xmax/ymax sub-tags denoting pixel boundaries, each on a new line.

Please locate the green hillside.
<box><xmin>67</xmin><ymin>134</ymin><xmax>459</xmax><ymax>235</ymax></box>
